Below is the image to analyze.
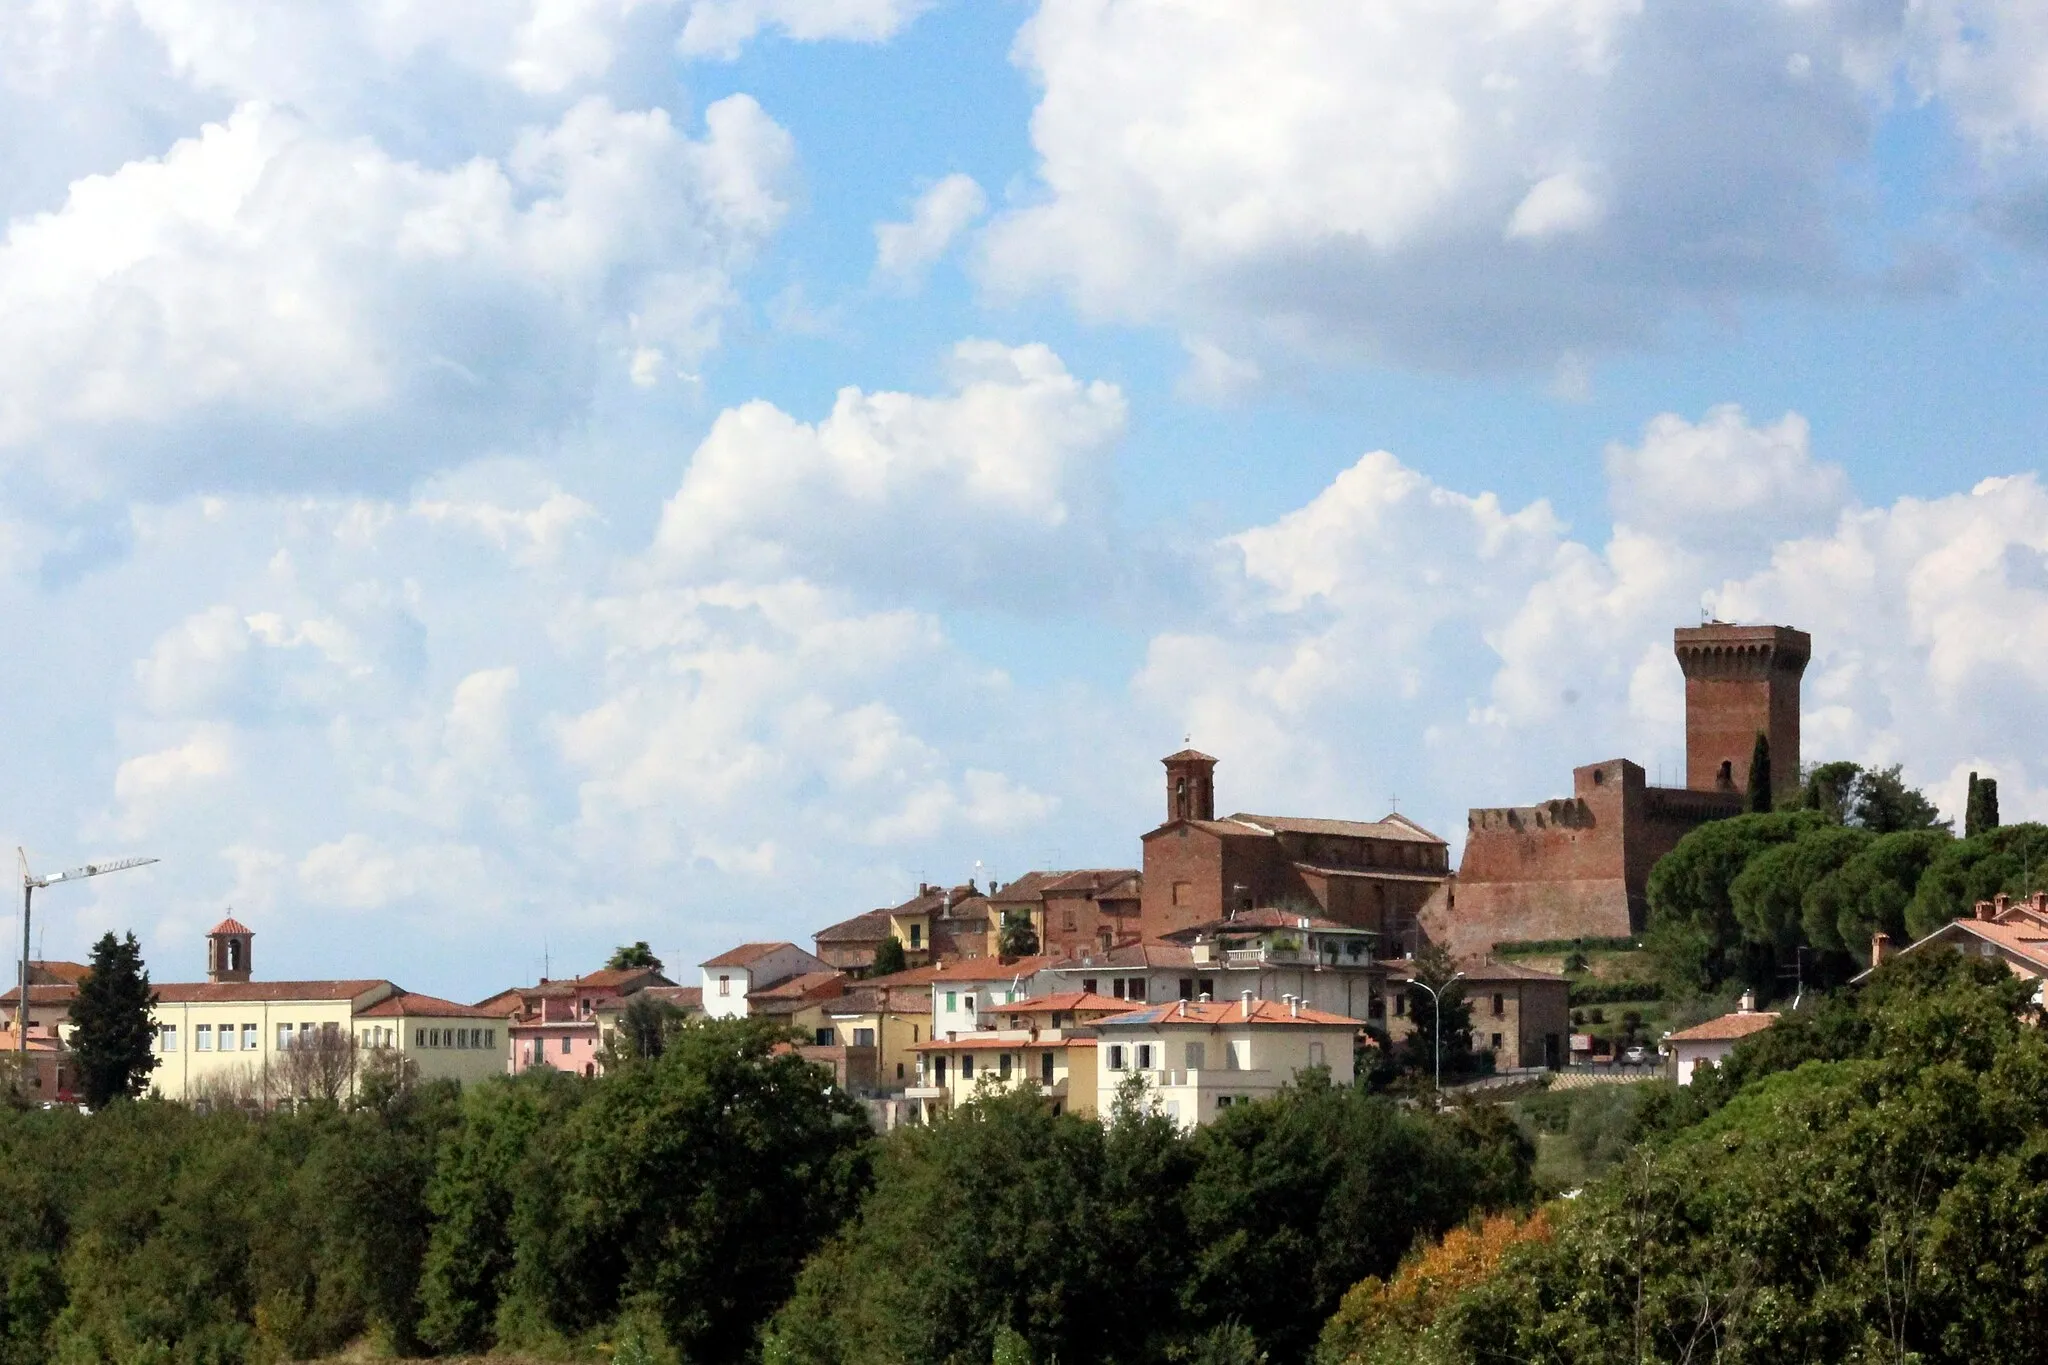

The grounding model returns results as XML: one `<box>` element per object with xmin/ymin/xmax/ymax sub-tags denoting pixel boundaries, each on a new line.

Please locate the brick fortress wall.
<box><xmin>1430</xmin><ymin>623</ymin><xmax>1806</xmax><ymax>957</ymax></box>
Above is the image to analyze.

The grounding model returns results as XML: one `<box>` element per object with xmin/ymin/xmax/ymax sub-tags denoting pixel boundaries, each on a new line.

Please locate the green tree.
<box><xmin>1802</xmin><ymin>759</ymin><xmax>1865</xmax><ymax>823</ymax></box>
<box><xmin>1645</xmin><ymin>811</ymin><xmax>1829</xmax><ymax>992</ymax></box>
<box><xmin>67</xmin><ymin>932</ymin><xmax>157</xmax><ymax>1108</ymax></box>
<box><xmin>1816</xmin><ymin>828</ymin><xmax>1949</xmax><ymax>960</ymax></box>
<box><xmin>616</xmin><ymin>992</ymin><xmax>683</xmax><ymax>1060</ymax></box>
<box><xmin>1745</xmin><ymin>732</ymin><xmax>1772</xmax><ymax>813</ymax></box>
<box><xmin>870</xmin><ymin>934</ymin><xmax>907</xmax><ymax>977</ymax></box>
<box><xmin>1728</xmin><ymin>824</ymin><xmax>1869</xmax><ymax>957</ymax></box>
<box><xmin>1402</xmin><ymin>945</ymin><xmax>1474</xmax><ymax>1080</ymax></box>
<box><xmin>606</xmin><ymin>941</ymin><xmax>664</xmax><ymax>972</ymax></box>
<box><xmin>1852</xmin><ymin>762</ymin><xmax>1949</xmax><ymax>833</ymax></box>
<box><xmin>1907</xmin><ymin>822</ymin><xmax>2048</xmax><ymax>938</ymax></box>
<box><xmin>998</xmin><ymin>911</ymin><xmax>1040</xmax><ymax>958</ymax></box>
<box><xmin>1966</xmin><ymin>771</ymin><xmax>2002</xmax><ymax>840</ymax></box>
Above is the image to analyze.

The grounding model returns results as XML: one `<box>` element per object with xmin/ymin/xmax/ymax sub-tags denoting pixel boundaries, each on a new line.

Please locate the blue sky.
<box><xmin>2</xmin><ymin>0</ymin><xmax>2045</xmax><ymax>998</ymax></box>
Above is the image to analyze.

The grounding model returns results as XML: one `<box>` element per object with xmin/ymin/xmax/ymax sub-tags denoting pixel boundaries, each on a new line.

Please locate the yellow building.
<box><xmin>908</xmin><ymin>1030</ymin><xmax>1099</xmax><ymax>1120</ymax></box>
<box><xmin>143</xmin><ymin>918</ymin><xmax>507</xmax><ymax>1105</ymax></box>
<box><xmin>816</xmin><ymin>979</ymin><xmax>935</xmax><ymax>1091</ymax></box>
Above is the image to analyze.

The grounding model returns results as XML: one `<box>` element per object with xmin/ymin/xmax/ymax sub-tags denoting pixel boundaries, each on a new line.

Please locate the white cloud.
<box><xmin>874</xmin><ymin>172</ymin><xmax>988</xmax><ymax>280</ymax></box>
<box><xmin>985</xmin><ymin>0</ymin><xmax>1887</xmax><ymax>371</ymax></box>
<box><xmin>0</xmin><ymin>94</ymin><xmax>792</xmax><ymax>492</ymax></box>
<box><xmin>676</xmin><ymin>0</ymin><xmax>933</xmax><ymax>60</ymax></box>
<box><xmin>648</xmin><ymin>340</ymin><xmax>1127</xmax><ymax>602</ymax></box>
<box><xmin>1605</xmin><ymin>405</ymin><xmax>1851</xmax><ymax>558</ymax></box>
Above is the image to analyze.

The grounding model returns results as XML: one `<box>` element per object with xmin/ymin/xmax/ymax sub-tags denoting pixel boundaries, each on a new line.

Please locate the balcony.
<box><xmin>904</xmin><ymin>1085</ymin><xmax>945</xmax><ymax>1100</ymax></box>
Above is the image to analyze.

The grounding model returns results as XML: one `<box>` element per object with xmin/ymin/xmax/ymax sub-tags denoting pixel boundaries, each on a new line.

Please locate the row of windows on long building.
<box><xmin>153</xmin><ymin>1023</ymin><xmax>497</xmax><ymax>1052</ymax></box>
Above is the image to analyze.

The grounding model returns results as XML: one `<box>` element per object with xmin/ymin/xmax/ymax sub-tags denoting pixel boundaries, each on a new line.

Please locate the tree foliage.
<box><xmin>1965</xmin><ymin>771</ymin><xmax>2002</xmax><ymax>840</ymax></box>
<box><xmin>1401</xmin><ymin>944</ymin><xmax>1476</xmax><ymax>1079</ymax></box>
<box><xmin>606</xmin><ymin>941</ymin><xmax>664</xmax><ymax>972</ymax></box>
<box><xmin>870</xmin><ymin>934</ymin><xmax>907</xmax><ymax>977</ymax></box>
<box><xmin>1745</xmin><ymin>731</ymin><xmax>1772</xmax><ymax>813</ymax></box>
<box><xmin>997</xmin><ymin>911</ymin><xmax>1039</xmax><ymax>959</ymax></box>
<box><xmin>68</xmin><ymin>931</ymin><xmax>158</xmax><ymax>1109</ymax></box>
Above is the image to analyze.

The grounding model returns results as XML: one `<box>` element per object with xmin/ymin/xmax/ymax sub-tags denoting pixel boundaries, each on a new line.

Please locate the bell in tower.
<box><xmin>1162</xmin><ymin>748</ymin><xmax>1218</xmax><ymax>823</ymax></box>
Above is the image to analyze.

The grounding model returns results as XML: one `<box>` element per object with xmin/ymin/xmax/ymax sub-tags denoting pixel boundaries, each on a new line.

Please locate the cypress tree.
<box><xmin>1966</xmin><ymin>773</ymin><xmax>2001</xmax><ymax>840</ymax></box>
<box><xmin>70</xmin><ymin>930</ymin><xmax>158</xmax><ymax>1108</ymax></box>
<box><xmin>1746</xmin><ymin>732</ymin><xmax>1773</xmax><ymax>814</ymax></box>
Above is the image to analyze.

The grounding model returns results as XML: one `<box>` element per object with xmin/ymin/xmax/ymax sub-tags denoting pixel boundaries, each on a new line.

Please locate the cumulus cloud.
<box><xmin>0</xmin><ymin>95</ymin><xmax>792</xmax><ymax>494</ymax></box>
<box><xmin>677</xmin><ymin>0</ymin><xmax>933</xmax><ymax>60</ymax></box>
<box><xmin>648</xmin><ymin>340</ymin><xmax>1127</xmax><ymax>603</ymax></box>
<box><xmin>1137</xmin><ymin>408</ymin><xmax>2048</xmax><ymax>850</ymax></box>
<box><xmin>874</xmin><ymin>172</ymin><xmax>988</xmax><ymax>281</ymax></box>
<box><xmin>984</xmin><ymin>0</ymin><xmax>1890</xmax><ymax>372</ymax></box>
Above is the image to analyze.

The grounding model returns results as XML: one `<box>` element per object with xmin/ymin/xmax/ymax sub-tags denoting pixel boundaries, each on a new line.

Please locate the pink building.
<box><xmin>479</xmin><ymin>966</ymin><xmax>673</xmax><ymax>1078</ymax></box>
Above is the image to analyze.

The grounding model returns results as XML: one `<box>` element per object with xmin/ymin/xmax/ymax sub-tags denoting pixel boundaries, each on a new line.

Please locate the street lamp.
<box><xmin>1408</xmin><ymin>970</ymin><xmax>1465</xmax><ymax>1099</ymax></box>
<box><xmin>16</xmin><ymin>850</ymin><xmax>158</xmax><ymax>1057</ymax></box>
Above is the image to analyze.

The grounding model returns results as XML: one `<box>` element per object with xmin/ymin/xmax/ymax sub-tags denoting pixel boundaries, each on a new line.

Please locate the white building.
<box><xmin>698</xmin><ymin>942</ymin><xmax>834</xmax><ymax>1019</ymax></box>
<box><xmin>1092</xmin><ymin>993</ymin><xmax>1365</xmax><ymax>1129</ymax></box>
<box><xmin>1665</xmin><ymin>994</ymin><xmax>1779</xmax><ymax>1085</ymax></box>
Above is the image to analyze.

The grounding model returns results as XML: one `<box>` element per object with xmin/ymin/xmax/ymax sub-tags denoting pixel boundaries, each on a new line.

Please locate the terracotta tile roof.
<box><xmin>154</xmin><ymin>979</ymin><xmax>391</xmax><ymax>1004</ymax></box>
<box><xmin>0</xmin><ymin>983</ymin><xmax>81</xmax><ymax>1006</ymax></box>
<box><xmin>1164</xmin><ymin>909</ymin><xmax>1365</xmax><ymax>939</ymax></box>
<box><xmin>29</xmin><ymin>960</ymin><xmax>90</xmax><ymax>985</ymax></box>
<box><xmin>355</xmin><ymin>991</ymin><xmax>507</xmax><ymax>1020</ymax></box>
<box><xmin>472</xmin><ymin>987</ymin><xmax>530</xmax><ymax>1014</ymax></box>
<box><xmin>1228</xmin><ymin>812</ymin><xmax>1446</xmax><ymax>844</ymax></box>
<box><xmin>1292</xmin><ymin>864</ymin><xmax>1447</xmax><ymax>883</ymax></box>
<box><xmin>208</xmin><ymin>916</ymin><xmax>254</xmax><ymax>936</ymax></box>
<box><xmin>1667</xmin><ymin>1010</ymin><xmax>1781</xmax><ymax>1043</ymax></box>
<box><xmin>1096</xmin><ymin>998</ymin><xmax>1365</xmax><ymax>1028</ymax></box>
<box><xmin>637</xmin><ymin>985</ymin><xmax>703</xmax><ymax>1011</ymax></box>
<box><xmin>750</xmin><ymin>971</ymin><xmax>845</xmax><ymax>1003</ymax></box>
<box><xmin>814</xmin><ymin>908</ymin><xmax>894</xmax><ymax>943</ymax></box>
<box><xmin>1050</xmin><ymin>942</ymin><xmax>1196</xmax><ymax>969</ymax></box>
<box><xmin>990</xmin><ymin>991</ymin><xmax>1130</xmax><ymax>1014</ymax></box>
<box><xmin>702</xmin><ymin>942</ymin><xmax>797</xmax><ymax>968</ymax></box>
<box><xmin>875</xmin><ymin>955</ymin><xmax>1062</xmax><ymax>984</ymax></box>
<box><xmin>575</xmin><ymin>967</ymin><xmax>671</xmax><ymax>990</ymax></box>
<box><xmin>988</xmin><ymin>869</ymin><xmax>1142</xmax><ymax>904</ymax></box>
<box><xmin>1162</xmin><ymin>747</ymin><xmax>1216</xmax><ymax>763</ymax></box>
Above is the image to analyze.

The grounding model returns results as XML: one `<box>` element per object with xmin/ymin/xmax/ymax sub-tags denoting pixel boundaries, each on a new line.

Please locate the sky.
<box><xmin>3</xmin><ymin>0</ymin><xmax>2047</xmax><ymax>1000</ymax></box>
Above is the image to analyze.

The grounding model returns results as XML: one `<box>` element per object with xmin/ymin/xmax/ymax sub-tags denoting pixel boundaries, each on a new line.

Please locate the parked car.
<box><xmin>1620</xmin><ymin>1045</ymin><xmax>1649</xmax><ymax>1065</ymax></box>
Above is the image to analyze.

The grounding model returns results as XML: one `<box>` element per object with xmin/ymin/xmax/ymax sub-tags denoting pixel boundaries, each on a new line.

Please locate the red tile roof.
<box><xmin>208</xmin><ymin>916</ymin><xmax>254</xmax><ymax>936</ymax></box>
<box><xmin>702</xmin><ymin>942</ymin><xmax>797</xmax><ymax>968</ymax></box>
<box><xmin>636</xmin><ymin>985</ymin><xmax>703</xmax><ymax>1011</ymax></box>
<box><xmin>154</xmin><ymin>979</ymin><xmax>390</xmax><ymax>1004</ymax></box>
<box><xmin>574</xmin><ymin>966</ymin><xmax>671</xmax><ymax>990</ymax></box>
<box><xmin>0</xmin><ymin>983</ymin><xmax>81</xmax><ymax>1006</ymax></box>
<box><xmin>29</xmin><ymin>960</ymin><xmax>90</xmax><ymax>985</ymax></box>
<box><xmin>1050</xmin><ymin>942</ymin><xmax>1196</xmax><ymax>969</ymax></box>
<box><xmin>1229</xmin><ymin>812</ymin><xmax>1446</xmax><ymax>844</ymax></box>
<box><xmin>750</xmin><ymin>971</ymin><xmax>845</xmax><ymax>1003</ymax></box>
<box><xmin>355</xmin><ymin>991</ymin><xmax>507</xmax><ymax>1020</ymax></box>
<box><xmin>1667</xmin><ymin>1010</ymin><xmax>1780</xmax><ymax>1043</ymax></box>
<box><xmin>814</xmin><ymin>908</ymin><xmax>895</xmax><ymax>943</ymax></box>
<box><xmin>913</xmin><ymin>1035</ymin><xmax>1098</xmax><ymax>1052</ymax></box>
<box><xmin>992</xmin><ymin>992</ymin><xmax>1131</xmax><ymax>1014</ymax></box>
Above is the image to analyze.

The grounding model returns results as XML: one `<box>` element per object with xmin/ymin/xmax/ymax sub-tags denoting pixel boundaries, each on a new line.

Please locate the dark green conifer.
<box><xmin>69</xmin><ymin>930</ymin><xmax>158</xmax><ymax>1108</ymax></box>
<box><xmin>1746</xmin><ymin>732</ymin><xmax>1773</xmax><ymax>814</ymax></box>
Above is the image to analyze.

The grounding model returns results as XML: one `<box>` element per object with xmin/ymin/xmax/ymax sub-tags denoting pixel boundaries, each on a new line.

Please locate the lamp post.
<box><xmin>16</xmin><ymin>851</ymin><xmax>158</xmax><ymax>1057</ymax></box>
<box><xmin>1408</xmin><ymin>970</ymin><xmax>1465</xmax><ymax>1100</ymax></box>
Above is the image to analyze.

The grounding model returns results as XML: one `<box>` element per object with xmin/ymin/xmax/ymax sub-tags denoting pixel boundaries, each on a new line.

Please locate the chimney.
<box><xmin>1977</xmin><ymin>900</ymin><xmax>1997</xmax><ymax>922</ymax></box>
<box><xmin>1288</xmin><ymin>996</ymin><xmax>1299</xmax><ymax>1018</ymax></box>
<box><xmin>1995</xmin><ymin>892</ymin><xmax>2012</xmax><ymax>918</ymax></box>
<box><xmin>1240</xmin><ymin>989</ymin><xmax>1253</xmax><ymax>1020</ymax></box>
<box><xmin>1871</xmin><ymin>932</ymin><xmax>1893</xmax><ymax>966</ymax></box>
<box><xmin>1737</xmin><ymin>989</ymin><xmax>1756</xmax><ymax>1014</ymax></box>
<box><xmin>2035</xmin><ymin>892</ymin><xmax>2048</xmax><ymax>915</ymax></box>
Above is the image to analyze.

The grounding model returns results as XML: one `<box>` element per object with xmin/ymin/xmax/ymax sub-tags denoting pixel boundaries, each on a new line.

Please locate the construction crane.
<box><xmin>16</xmin><ymin>850</ymin><xmax>159</xmax><ymax>1058</ymax></box>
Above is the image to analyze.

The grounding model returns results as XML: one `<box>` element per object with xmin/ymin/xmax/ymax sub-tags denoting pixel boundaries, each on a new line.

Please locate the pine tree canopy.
<box><xmin>69</xmin><ymin>930</ymin><xmax>158</xmax><ymax>1108</ymax></box>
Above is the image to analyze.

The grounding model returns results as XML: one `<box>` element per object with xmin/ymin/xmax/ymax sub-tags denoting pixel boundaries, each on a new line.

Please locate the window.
<box><xmin>909</xmin><ymin>923</ymin><xmax>923</xmax><ymax>949</ymax></box>
<box><xmin>815</xmin><ymin>1028</ymin><xmax>834</xmax><ymax>1046</ymax></box>
<box><xmin>963</xmin><ymin>993</ymin><xmax>976</xmax><ymax>1015</ymax></box>
<box><xmin>195</xmin><ymin>1024</ymin><xmax>213</xmax><ymax>1051</ymax></box>
<box><xmin>718</xmin><ymin>974</ymin><xmax>731</xmax><ymax>996</ymax></box>
<box><xmin>1063</xmin><ymin>910</ymin><xmax>1076</xmax><ymax>930</ymax></box>
<box><xmin>1198</xmin><ymin>978</ymin><xmax>1214</xmax><ymax>998</ymax></box>
<box><xmin>1041</xmin><ymin>1051</ymin><xmax>1054</xmax><ymax>1085</ymax></box>
<box><xmin>485</xmin><ymin>1029</ymin><xmax>495</xmax><ymax>1048</ymax></box>
<box><xmin>1081</xmin><ymin>978</ymin><xmax>1098</xmax><ymax>995</ymax></box>
<box><xmin>242</xmin><ymin>1024</ymin><xmax>257</xmax><ymax>1051</ymax></box>
<box><xmin>1492</xmin><ymin>993</ymin><xmax>1506</xmax><ymax>1017</ymax></box>
<box><xmin>1136</xmin><ymin>1043</ymin><xmax>1154</xmax><ymax>1070</ymax></box>
<box><xmin>1185</xmin><ymin>1041</ymin><xmax>1205</xmax><ymax>1070</ymax></box>
<box><xmin>1369</xmin><ymin>995</ymin><xmax>1385</xmax><ymax>1019</ymax></box>
<box><xmin>160</xmin><ymin>1025</ymin><xmax>179</xmax><ymax>1053</ymax></box>
<box><xmin>961</xmin><ymin>1054</ymin><xmax>974</xmax><ymax>1079</ymax></box>
<box><xmin>415</xmin><ymin>1029</ymin><xmax>426</xmax><ymax>1048</ymax></box>
<box><xmin>999</xmin><ymin>1053</ymin><xmax>1013</xmax><ymax>1080</ymax></box>
<box><xmin>1490</xmin><ymin>1033</ymin><xmax>1503</xmax><ymax>1050</ymax></box>
<box><xmin>897</xmin><ymin>1061</ymin><xmax>905</xmax><ymax>1079</ymax></box>
<box><xmin>945</xmin><ymin>991</ymin><xmax>958</xmax><ymax>1012</ymax></box>
<box><xmin>1217</xmin><ymin>1095</ymin><xmax>1233</xmax><ymax>1110</ymax></box>
<box><xmin>1179</xmin><ymin>978</ymin><xmax>1195</xmax><ymax>1000</ymax></box>
<box><xmin>560</xmin><ymin>1036</ymin><xmax>572</xmax><ymax>1055</ymax></box>
<box><xmin>912</xmin><ymin>1025</ymin><xmax>919</xmax><ymax>1042</ymax></box>
<box><xmin>1171</xmin><ymin>881</ymin><xmax>1190</xmax><ymax>906</ymax></box>
<box><xmin>277</xmin><ymin>1024</ymin><xmax>293</xmax><ymax>1051</ymax></box>
<box><xmin>853</xmin><ymin>1027</ymin><xmax>875</xmax><ymax>1047</ymax></box>
<box><xmin>1113</xmin><ymin>979</ymin><xmax>1126</xmax><ymax>999</ymax></box>
<box><xmin>934</xmin><ymin>1056</ymin><xmax>948</xmax><ymax>1084</ymax></box>
<box><xmin>299</xmin><ymin>1023</ymin><xmax>315</xmax><ymax>1044</ymax></box>
<box><xmin>1308</xmin><ymin>1042</ymin><xmax>1325</xmax><ymax>1068</ymax></box>
<box><xmin>1394</xmin><ymin>995</ymin><xmax>1407</xmax><ymax>1017</ymax></box>
<box><xmin>1108</xmin><ymin>1044</ymin><xmax>1126</xmax><ymax>1070</ymax></box>
<box><xmin>1129</xmin><ymin>979</ymin><xmax>1147</xmax><ymax>1002</ymax></box>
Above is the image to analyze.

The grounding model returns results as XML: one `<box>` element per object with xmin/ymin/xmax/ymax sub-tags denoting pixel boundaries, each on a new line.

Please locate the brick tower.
<box><xmin>1162</xmin><ymin>748</ymin><xmax>1217</xmax><ymax>823</ymax></box>
<box><xmin>1674</xmin><ymin>624</ymin><xmax>1811</xmax><ymax>798</ymax></box>
<box><xmin>206</xmin><ymin>916</ymin><xmax>254</xmax><ymax>983</ymax></box>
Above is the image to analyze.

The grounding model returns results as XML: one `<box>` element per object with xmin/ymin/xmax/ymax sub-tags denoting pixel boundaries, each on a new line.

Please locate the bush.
<box><xmin>1565</xmin><ymin>980</ymin><xmax>1663</xmax><ymax>1006</ymax></box>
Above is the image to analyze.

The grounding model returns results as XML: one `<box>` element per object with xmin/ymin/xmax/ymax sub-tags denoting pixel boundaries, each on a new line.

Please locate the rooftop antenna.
<box><xmin>1388</xmin><ymin>792</ymin><xmax>1400</xmax><ymax>814</ymax></box>
<box><xmin>17</xmin><ymin>849</ymin><xmax>158</xmax><ymax>1059</ymax></box>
